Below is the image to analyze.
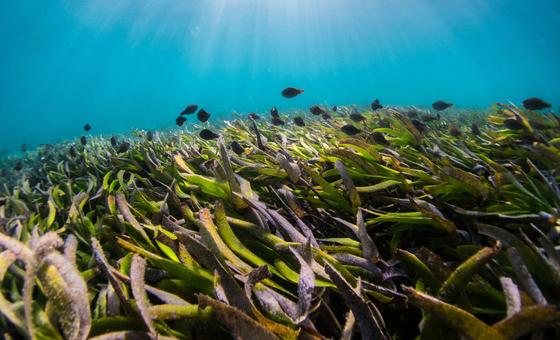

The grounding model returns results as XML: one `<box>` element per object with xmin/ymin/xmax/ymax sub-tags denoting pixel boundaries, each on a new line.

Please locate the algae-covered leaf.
<box><xmin>324</xmin><ymin>263</ymin><xmax>389</xmax><ymax>340</ymax></box>
<box><xmin>197</xmin><ymin>294</ymin><xmax>280</xmax><ymax>340</ymax></box>
<box><xmin>130</xmin><ymin>254</ymin><xmax>156</xmax><ymax>335</ymax></box>
<box><xmin>491</xmin><ymin>304</ymin><xmax>560</xmax><ymax>339</ymax></box>
<box><xmin>91</xmin><ymin>238</ymin><xmax>130</xmax><ymax>308</ymax></box>
<box><xmin>437</xmin><ymin>242</ymin><xmax>501</xmax><ymax>302</ymax></box>
<box><xmin>115</xmin><ymin>193</ymin><xmax>152</xmax><ymax>246</ymax></box>
<box><xmin>505</xmin><ymin>247</ymin><xmax>547</xmax><ymax>305</ymax></box>
<box><xmin>356</xmin><ymin>209</ymin><xmax>379</xmax><ymax>264</ymax></box>
<box><xmin>290</xmin><ymin>240</ymin><xmax>315</xmax><ymax>324</ymax></box>
<box><xmin>394</xmin><ymin>249</ymin><xmax>440</xmax><ymax>292</ymax></box>
<box><xmin>403</xmin><ymin>286</ymin><xmax>503</xmax><ymax>340</ymax></box>
<box><xmin>39</xmin><ymin>251</ymin><xmax>92</xmax><ymax>340</ymax></box>
<box><xmin>335</xmin><ymin>160</ymin><xmax>361</xmax><ymax>209</ymax></box>
<box><xmin>478</xmin><ymin>223</ymin><xmax>556</xmax><ymax>292</ymax></box>
<box><xmin>197</xmin><ymin>207</ymin><xmax>252</xmax><ymax>273</ymax></box>
<box><xmin>409</xmin><ymin>197</ymin><xmax>456</xmax><ymax>234</ymax></box>
<box><xmin>499</xmin><ymin>277</ymin><xmax>521</xmax><ymax>317</ymax></box>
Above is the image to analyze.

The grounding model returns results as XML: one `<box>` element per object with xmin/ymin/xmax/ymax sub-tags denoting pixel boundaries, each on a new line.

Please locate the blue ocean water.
<box><xmin>0</xmin><ymin>0</ymin><xmax>559</xmax><ymax>155</ymax></box>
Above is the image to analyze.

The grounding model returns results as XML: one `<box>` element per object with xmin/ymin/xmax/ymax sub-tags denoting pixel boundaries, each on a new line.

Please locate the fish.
<box><xmin>197</xmin><ymin>109</ymin><xmax>210</xmax><ymax>122</ymax></box>
<box><xmin>341</xmin><ymin>124</ymin><xmax>362</xmax><ymax>135</ymax></box>
<box><xmin>503</xmin><ymin>118</ymin><xmax>525</xmax><ymax>130</ymax></box>
<box><xmin>14</xmin><ymin>162</ymin><xmax>22</xmax><ymax>171</ymax></box>
<box><xmin>321</xmin><ymin>113</ymin><xmax>332</xmax><ymax>120</ymax></box>
<box><xmin>181</xmin><ymin>104</ymin><xmax>198</xmax><ymax>115</ymax></box>
<box><xmin>407</xmin><ymin>110</ymin><xmax>418</xmax><ymax>118</ymax></box>
<box><xmin>230</xmin><ymin>141</ymin><xmax>244</xmax><ymax>155</ymax></box>
<box><xmin>471</xmin><ymin>123</ymin><xmax>481</xmax><ymax>135</ymax></box>
<box><xmin>248</xmin><ymin>113</ymin><xmax>261</xmax><ymax>120</ymax></box>
<box><xmin>270</xmin><ymin>107</ymin><xmax>279</xmax><ymax>118</ymax></box>
<box><xmin>80</xmin><ymin>136</ymin><xmax>87</xmax><ymax>145</ymax></box>
<box><xmin>421</xmin><ymin>114</ymin><xmax>439</xmax><ymax>122</ymax></box>
<box><xmin>176</xmin><ymin>116</ymin><xmax>186</xmax><ymax>126</ymax></box>
<box><xmin>271</xmin><ymin>117</ymin><xmax>285</xmax><ymax>126</ymax></box>
<box><xmin>84</xmin><ymin>124</ymin><xmax>91</xmax><ymax>132</ymax></box>
<box><xmin>522</xmin><ymin>97</ymin><xmax>551</xmax><ymax>111</ymax></box>
<box><xmin>448</xmin><ymin>125</ymin><xmax>462</xmax><ymax>137</ymax></box>
<box><xmin>293</xmin><ymin>116</ymin><xmax>305</xmax><ymax>127</ymax></box>
<box><xmin>349</xmin><ymin>112</ymin><xmax>366</xmax><ymax>122</ymax></box>
<box><xmin>146</xmin><ymin>131</ymin><xmax>154</xmax><ymax>141</ymax></box>
<box><xmin>200</xmin><ymin>129</ymin><xmax>219</xmax><ymax>140</ymax></box>
<box><xmin>432</xmin><ymin>100</ymin><xmax>453</xmax><ymax>111</ymax></box>
<box><xmin>371</xmin><ymin>99</ymin><xmax>383</xmax><ymax>111</ymax></box>
<box><xmin>281</xmin><ymin>87</ymin><xmax>304</xmax><ymax>98</ymax></box>
<box><xmin>110</xmin><ymin>136</ymin><xmax>118</xmax><ymax>147</ymax></box>
<box><xmin>411</xmin><ymin>119</ymin><xmax>427</xmax><ymax>133</ymax></box>
<box><xmin>371</xmin><ymin>131</ymin><xmax>389</xmax><ymax>145</ymax></box>
<box><xmin>21</xmin><ymin>144</ymin><xmax>27</xmax><ymax>153</ymax></box>
<box><xmin>117</xmin><ymin>142</ymin><xmax>130</xmax><ymax>153</ymax></box>
<box><xmin>332</xmin><ymin>106</ymin><xmax>338</xmax><ymax>112</ymax></box>
<box><xmin>69</xmin><ymin>145</ymin><xmax>77</xmax><ymax>157</ymax></box>
<box><xmin>309</xmin><ymin>105</ymin><xmax>326</xmax><ymax>115</ymax></box>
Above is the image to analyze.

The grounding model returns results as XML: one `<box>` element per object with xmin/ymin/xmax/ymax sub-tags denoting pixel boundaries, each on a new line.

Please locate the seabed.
<box><xmin>0</xmin><ymin>103</ymin><xmax>559</xmax><ymax>339</ymax></box>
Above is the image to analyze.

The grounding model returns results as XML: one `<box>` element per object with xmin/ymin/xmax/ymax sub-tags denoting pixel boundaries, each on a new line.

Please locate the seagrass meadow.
<box><xmin>0</xmin><ymin>104</ymin><xmax>560</xmax><ymax>340</ymax></box>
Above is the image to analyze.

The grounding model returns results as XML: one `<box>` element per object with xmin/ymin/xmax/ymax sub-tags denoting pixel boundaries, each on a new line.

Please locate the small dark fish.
<box><xmin>341</xmin><ymin>124</ymin><xmax>362</xmax><ymax>136</ymax></box>
<box><xmin>146</xmin><ymin>131</ymin><xmax>154</xmax><ymax>141</ymax></box>
<box><xmin>14</xmin><ymin>162</ymin><xmax>22</xmax><ymax>171</ymax></box>
<box><xmin>200</xmin><ymin>129</ymin><xmax>219</xmax><ymax>140</ymax></box>
<box><xmin>421</xmin><ymin>114</ymin><xmax>438</xmax><ymax>122</ymax></box>
<box><xmin>248</xmin><ymin>113</ymin><xmax>261</xmax><ymax>120</ymax></box>
<box><xmin>448</xmin><ymin>125</ymin><xmax>462</xmax><ymax>137</ymax></box>
<box><xmin>349</xmin><ymin>112</ymin><xmax>366</xmax><ymax>122</ymax></box>
<box><xmin>321</xmin><ymin>113</ymin><xmax>332</xmax><ymax>120</ymax></box>
<box><xmin>181</xmin><ymin>104</ymin><xmax>198</xmax><ymax>115</ymax></box>
<box><xmin>522</xmin><ymin>97</ymin><xmax>551</xmax><ymax>111</ymax></box>
<box><xmin>432</xmin><ymin>100</ymin><xmax>453</xmax><ymax>111</ymax></box>
<box><xmin>176</xmin><ymin>116</ymin><xmax>186</xmax><ymax>126</ymax></box>
<box><xmin>69</xmin><ymin>145</ymin><xmax>77</xmax><ymax>157</ymax></box>
<box><xmin>309</xmin><ymin>105</ymin><xmax>326</xmax><ymax>115</ymax></box>
<box><xmin>21</xmin><ymin>144</ymin><xmax>27</xmax><ymax>153</ymax></box>
<box><xmin>80</xmin><ymin>136</ymin><xmax>87</xmax><ymax>145</ymax></box>
<box><xmin>230</xmin><ymin>141</ymin><xmax>244</xmax><ymax>155</ymax></box>
<box><xmin>270</xmin><ymin>107</ymin><xmax>279</xmax><ymax>118</ymax></box>
<box><xmin>371</xmin><ymin>132</ymin><xmax>389</xmax><ymax>145</ymax></box>
<box><xmin>110</xmin><ymin>136</ymin><xmax>118</xmax><ymax>147</ymax></box>
<box><xmin>504</xmin><ymin>118</ymin><xmax>525</xmax><ymax>130</ymax></box>
<box><xmin>197</xmin><ymin>109</ymin><xmax>210</xmax><ymax>122</ymax></box>
<box><xmin>371</xmin><ymin>99</ymin><xmax>383</xmax><ymax>111</ymax></box>
<box><xmin>84</xmin><ymin>124</ymin><xmax>91</xmax><ymax>132</ymax></box>
<box><xmin>117</xmin><ymin>142</ymin><xmax>130</xmax><ymax>153</ymax></box>
<box><xmin>293</xmin><ymin>116</ymin><xmax>305</xmax><ymax>127</ymax></box>
<box><xmin>407</xmin><ymin>110</ymin><xmax>418</xmax><ymax>118</ymax></box>
<box><xmin>281</xmin><ymin>87</ymin><xmax>304</xmax><ymax>98</ymax></box>
<box><xmin>271</xmin><ymin>117</ymin><xmax>285</xmax><ymax>126</ymax></box>
<box><xmin>332</xmin><ymin>106</ymin><xmax>338</xmax><ymax>112</ymax></box>
<box><xmin>411</xmin><ymin>119</ymin><xmax>427</xmax><ymax>133</ymax></box>
<box><xmin>471</xmin><ymin>123</ymin><xmax>481</xmax><ymax>135</ymax></box>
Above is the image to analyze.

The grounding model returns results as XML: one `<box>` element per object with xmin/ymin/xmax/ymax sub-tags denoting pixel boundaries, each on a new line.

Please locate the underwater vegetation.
<box><xmin>0</xmin><ymin>102</ymin><xmax>560</xmax><ymax>339</ymax></box>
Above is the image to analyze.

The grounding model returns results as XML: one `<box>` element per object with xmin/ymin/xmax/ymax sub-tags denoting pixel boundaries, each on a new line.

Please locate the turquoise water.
<box><xmin>0</xmin><ymin>0</ymin><xmax>559</xmax><ymax>154</ymax></box>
